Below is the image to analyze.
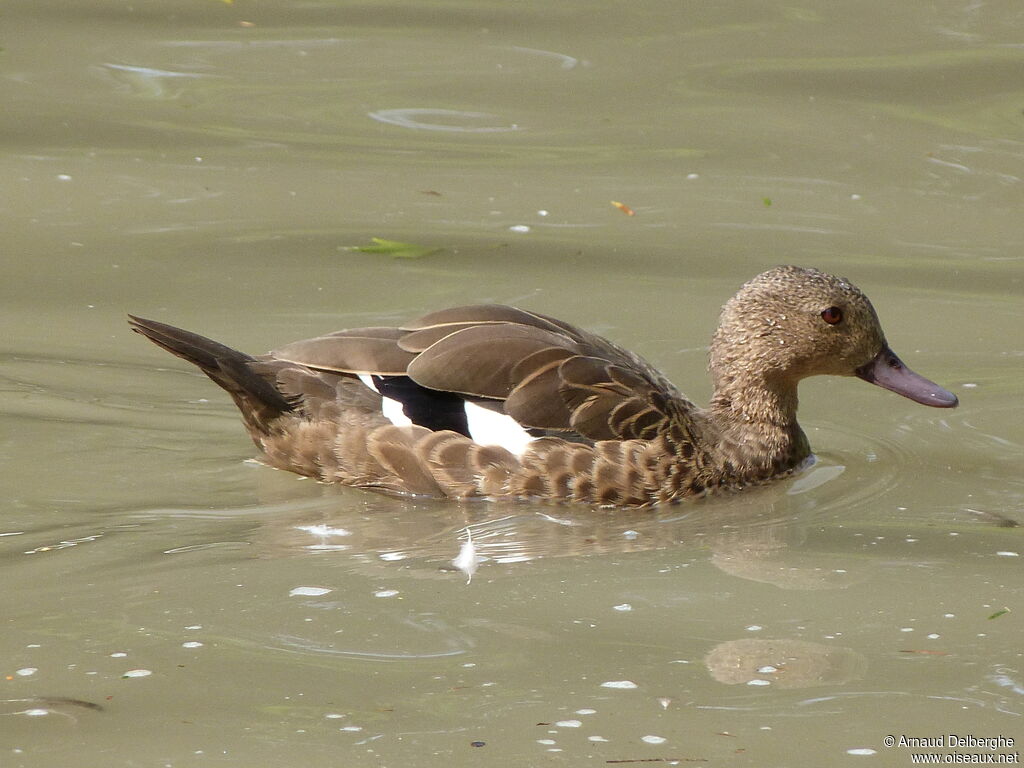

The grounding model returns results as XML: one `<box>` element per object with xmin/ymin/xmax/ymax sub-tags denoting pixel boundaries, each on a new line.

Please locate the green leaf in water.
<box><xmin>762</xmin><ymin>197</ymin><xmax>773</xmax><ymax>207</ymax></box>
<box><xmin>987</xmin><ymin>608</ymin><xmax>1009</xmax><ymax>620</ymax></box>
<box><xmin>351</xmin><ymin>237</ymin><xmax>442</xmax><ymax>260</ymax></box>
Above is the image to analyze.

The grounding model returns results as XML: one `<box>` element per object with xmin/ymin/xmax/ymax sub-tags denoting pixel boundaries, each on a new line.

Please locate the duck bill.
<box><xmin>855</xmin><ymin>346</ymin><xmax>958</xmax><ymax>408</ymax></box>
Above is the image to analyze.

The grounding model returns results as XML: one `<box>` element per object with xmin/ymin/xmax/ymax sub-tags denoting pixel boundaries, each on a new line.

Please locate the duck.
<box><xmin>128</xmin><ymin>266</ymin><xmax>957</xmax><ymax>506</ymax></box>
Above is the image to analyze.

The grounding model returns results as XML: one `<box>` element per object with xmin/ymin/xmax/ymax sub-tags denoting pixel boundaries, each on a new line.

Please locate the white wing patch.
<box><xmin>358</xmin><ymin>374</ymin><xmax>412</xmax><ymax>427</ymax></box>
<box><xmin>357</xmin><ymin>374</ymin><xmax>534</xmax><ymax>454</ymax></box>
<box><xmin>464</xmin><ymin>401</ymin><xmax>536</xmax><ymax>456</ymax></box>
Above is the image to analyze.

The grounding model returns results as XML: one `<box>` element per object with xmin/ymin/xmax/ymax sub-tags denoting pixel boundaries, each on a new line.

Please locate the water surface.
<box><xmin>2</xmin><ymin>0</ymin><xmax>1021</xmax><ymax>765</ymax></box>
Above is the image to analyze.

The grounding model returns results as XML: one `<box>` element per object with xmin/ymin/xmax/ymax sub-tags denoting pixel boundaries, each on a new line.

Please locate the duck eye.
<box><xmin>821</xmin><ymin>306</ymin><xmax>843</xmax><ymax>325</ymax></box>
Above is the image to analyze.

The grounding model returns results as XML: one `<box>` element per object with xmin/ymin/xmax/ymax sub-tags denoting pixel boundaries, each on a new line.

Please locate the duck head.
<box><xmin>710</xmin><ymin>265</ymin><xmax>958</xmax><ymax>409</ymax></box>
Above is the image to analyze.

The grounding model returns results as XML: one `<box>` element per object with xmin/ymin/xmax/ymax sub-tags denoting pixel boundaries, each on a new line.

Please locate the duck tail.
<box><xmin>127</xmin><ymin>315</ymin><xmax>297</xmax><ymax>435</ymax></box>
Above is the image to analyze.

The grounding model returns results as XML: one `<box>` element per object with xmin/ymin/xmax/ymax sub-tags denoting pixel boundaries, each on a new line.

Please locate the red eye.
<box><xmin>821</xmin><ymin>306</ymin><xmax>843</xmax><ymax>325</ymax></box>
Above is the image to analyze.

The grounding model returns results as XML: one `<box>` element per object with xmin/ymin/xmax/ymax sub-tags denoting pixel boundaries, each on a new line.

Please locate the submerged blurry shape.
<box><xmin>705</xmin><ymin>638</ymin><xmax>867</xmax><ymax>689</ymax></box>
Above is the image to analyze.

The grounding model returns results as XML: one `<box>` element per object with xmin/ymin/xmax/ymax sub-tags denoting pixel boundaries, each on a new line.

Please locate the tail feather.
<box><xmin>128</xmin><ymin>315</ymin><xmax>296</xmax><ymax>434</ymax></box>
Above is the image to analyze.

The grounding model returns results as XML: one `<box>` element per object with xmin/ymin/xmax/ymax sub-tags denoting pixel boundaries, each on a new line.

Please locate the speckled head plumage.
<box><xmin>711</xmin><ymin>266</ymin><xmax>887</xmax><ymax>384</ymax></box>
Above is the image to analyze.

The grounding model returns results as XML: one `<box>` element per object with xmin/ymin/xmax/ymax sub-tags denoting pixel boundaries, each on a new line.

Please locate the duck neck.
<box><xmin>708</xmin><ymin>372</ymin><xmax>810</xmax><ymax>479</ymax></box>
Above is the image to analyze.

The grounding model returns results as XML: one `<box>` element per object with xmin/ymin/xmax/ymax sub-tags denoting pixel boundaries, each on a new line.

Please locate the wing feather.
<box><xmin>406</xmin><ymin>323</ymin><xmax>581</xmax><ymax>400</ymax></box>
<box><xmin>503</xmin><ymin>359</ymin><xmax>574</xmax><ymax>429</ymax></box>
<box><xmin>401</xmin><ymin>304</ymin><xmax>574</xmax><ymax>335</ymax></box>
<box><xmin>263</xmin><ymin>304</ymin><xmax>694</xmax><ymax>445</ymax></box>
<box><xmin>273</xmin><ymin>330</ymin><xmax>414</xmax><ymax>376</ymax></box>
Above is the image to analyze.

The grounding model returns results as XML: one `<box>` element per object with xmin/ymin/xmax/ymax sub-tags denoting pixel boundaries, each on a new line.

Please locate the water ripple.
<box><xmin>367</xmin><ymin>108</ymin><xmax>521</xmax><ymax>133</ymax></box>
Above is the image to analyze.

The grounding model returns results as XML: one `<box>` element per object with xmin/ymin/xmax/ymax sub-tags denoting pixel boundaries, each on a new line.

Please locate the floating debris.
<box><xmin>600</xmin><ymin>680</ymin><xmax>638</xmax><ymax>689</ymax></box>
<box><xmin>289</xmin><ymin>586</ymin><xmax>332</xmax><ymax>597</ymax></box>
<box><xmin>452</xmin><ymin>527</ymin><xmax>481</xmax><ymax>584</ymax></box>
<box><xmin>351</xmin><ymin>237</ymin><xmax>441</xmax><ymax>260</ymax></box>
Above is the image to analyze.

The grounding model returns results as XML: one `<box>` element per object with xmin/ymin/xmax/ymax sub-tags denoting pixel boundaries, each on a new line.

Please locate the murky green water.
<box><xmin>2</xmin><ymin>1</ymin><xmax>1021</xmax><ymax>765</ymax></box>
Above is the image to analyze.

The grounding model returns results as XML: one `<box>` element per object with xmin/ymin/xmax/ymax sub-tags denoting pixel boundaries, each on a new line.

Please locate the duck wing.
<box><xmin>271</xmin><ymin>305</ymin><xmax>696</xmax><ymax>442</ymax></box>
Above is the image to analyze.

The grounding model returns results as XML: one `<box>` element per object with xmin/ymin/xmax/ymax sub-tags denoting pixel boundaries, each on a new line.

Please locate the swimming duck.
<box><xmin>128</xmin><ymin>266</ymin><xmax>957</xmax><ymax>506</ymax></box>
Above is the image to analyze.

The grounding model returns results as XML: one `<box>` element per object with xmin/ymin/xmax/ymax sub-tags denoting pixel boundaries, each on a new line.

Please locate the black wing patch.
<box><xmin>371</xmin><ymin>375</ymin><xmax>471</xmax><ymax>437</ymax></box>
